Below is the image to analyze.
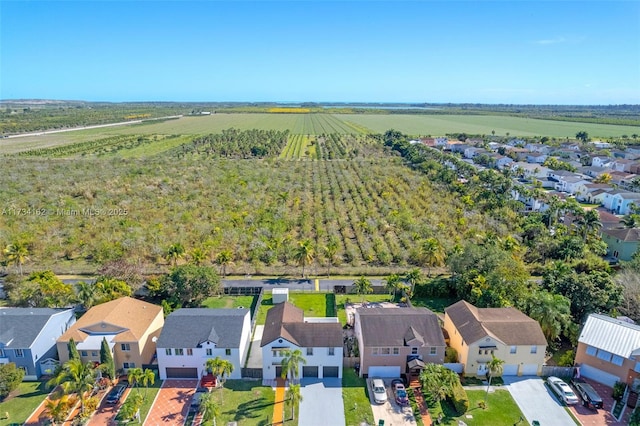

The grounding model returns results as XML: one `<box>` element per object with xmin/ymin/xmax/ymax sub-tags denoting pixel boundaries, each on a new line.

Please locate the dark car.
<box><xmin>106</xmin><ymin>384</ymin><xmax>127</xmax><ymax>404</ymax></box>
<box><xmin>571</xmin><ymin>378</ymin><xmax>603</xmax><ymax>409</ymax></box>
<box><xmin>391</xmin><ymin>379</ymin><xmax>409</xmax><ymax>406</ymax></box>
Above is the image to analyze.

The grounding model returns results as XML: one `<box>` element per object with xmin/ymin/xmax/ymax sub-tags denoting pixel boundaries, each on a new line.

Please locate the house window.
<box><xmin>225</xmin><ymin>349</ymin><xmax>231</xmax><ymax>356</ymax></box>
<box><xmin>123</xmin><ymin>362</ymin><xmax>135</xmax><ymax>368</ymax></box>
<box><xmin>15</xmin><ymin>349</ymin><xmax>24</xmax><ymax>358</ymax></box>
<box><xmin>81</xmin><ymin>351</ymin><xmax>88</xmax><ymax>357</ymax></box>
<box><xmin>381</xmin><ymin>348</ymin><xmax>390</xmax><ymax>355</ymax></box>
<box><xmin>187</xmin><ymin>349</ymin><xmax>193</xmax><ymax>356</ymax></box>
<box><xmin>393</xmin><ymin>348</ymin><xmax>399</xmax><ymax>355</ymax></box>
<box><xmin>206</xmin><ymin>349</ymin><xmax>212</xmax><ymax>356</ymax></box>
<box><xmin>121</xmin><ymin>343</ymin><xmax>131</xmax><ymax>351</ymax></box>
<box><xmin>510</xmin><ymin>346</ymin><xmax>517</xmax><ymax>354</ymax></box>
<box><xmin>372</xmin><ymin>348</ymin><xmax>378</xmax><ymax>355</ymax></box>
<box><xmin>411</xmin><ymin>348</ymin><xmax>418</xmax><ymax>355</ymax></box>
<box><xmin>530</xmin><ymin>346</ymin><xmax>537</xmax><ymax>354</ymax></box>
<box><xmin>597</xmin><ymin>350</ymin><xmax>612</xmax><ymax>362</ymax></box>
<box><xmin>91</xmin><ymin>351</ymin><xmax>98</xmax><ymax>357</ymax></box>
<box><xmin>612</xmin><ymin>355</ymin><xmax>624</xmax><ymax>366</ymax></box>
<box><xmin>478</xmin><ymin>349</ymin><xmax>483</xmax><ymax>355</ymax></box>
<box><xmin>175</xmin><ymin>348</ymin><xmax>184</xmax><ymax>356</ymax></box>
<box><xmin>307</xmin><ymin>348</ymin><xmax>313</xmax><ymax>356</ymax></box>
<box><xmin>165</xmin><ymin>348</ymin><xmax>172</xmax><ymax>356</ymax></box>
<box><xmin>430</xmin><ymin>347</ymin><xmax>437</xmax><ymax>355</ymax></box>
<box><xmin>586</xmin><ymin>346</ymin><xmax>597</xmax><ymax>356</ymax></box>
<box><xmin>328</xmin><ymin>347</ymin><xmax>335</xmax><ymax>356</ymax></box>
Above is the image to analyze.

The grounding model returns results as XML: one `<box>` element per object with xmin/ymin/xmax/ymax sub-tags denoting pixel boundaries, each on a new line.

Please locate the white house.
<box><xmin>261</xmin><ymin>302</ymin><xmax>343</xmax><ymax>380</ymax></box>
<box><xmin>156</xmin><ymin>308</ymin><xmax>251</xmax><ymax>380</ymax></box>
<box><xmin>592</xmin><ymin>156</ymin><xmax>614</xmax><ymax>168</ymax></box>
<box><xmin>526</xmin><ymin>153</ymin><xmax>548</xmax><ymax>164</ymax></box>
<box><xmin>609</xmin><ymin>192</ymin><xmax>640</xmax><ymax>215</ymax></box>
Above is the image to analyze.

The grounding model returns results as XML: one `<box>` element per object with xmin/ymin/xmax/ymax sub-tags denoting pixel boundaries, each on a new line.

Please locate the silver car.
<box><xmin>371</xmin><ymin>378</ymin><xmax>388</xmax><ymax>404</ymax></box>
<box><xmin>547</xmin><ymin>376</ymin><xmax>579</xmax><ymax>405</ymax></box>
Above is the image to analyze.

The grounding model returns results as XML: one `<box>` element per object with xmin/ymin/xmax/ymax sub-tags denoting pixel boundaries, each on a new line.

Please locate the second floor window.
<box><xmin>121</xmin><ymin>343</ymin><xmax>130</xmax><ymax>351</ymax></box>
<box><xmin>307</xmin><ymin>348</ymin><xmax>313</xmax><ymax>356</ymax></box>
<box><xmin>187</xmin><ymin>349</ymin><xmax>193</xmax><ymax>356</ymax></box>
<box><xmin>15</xmin><ymin>349</ymin><xmax>24</xmax><ymax>357</ymax></box>
<box><xmin>328</xmin><ymin>347</ymin><xmax>335</xmax><ymax>356</ymax></box>
<box><xmin>225</xmin><ymin>349</ymin><xmax>231</xmax><ymax>356</ymax></box>
<box><xmin>175</xmin><ymin>348</ymin><xmax>184</xmax><ymax>356</ymax></box>
<box><xmin>206</xmin><ymin>349</ymin><xmax>212</xmax><ymax>356</ymax></box>
<box><xmin>165</xmin><ymin>348</ymin><xmax>172</xmax><ymax>356</ymax></box>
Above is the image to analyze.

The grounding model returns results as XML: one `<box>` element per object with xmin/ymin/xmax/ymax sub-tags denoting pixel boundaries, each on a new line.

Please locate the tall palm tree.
<box><xmin>573</xmin><ymin>209</ymin><xmax>601</xmax><ymax>242</ymax></box>
<box><xmin>280</xmin><ymin>349</ymin><xmax>307</xmax><ymax>384</ymax></box>
<box><xmin>166</xmin><ymin>243</ymin><xmax>185</xmax><ymax>267</ymax></box>
<box><xmin>293</xmin><ymin>239</ymin><xmax>315</xmax><ymax>278</ymax></box>
<box><xmin>622</xmin><ymin>214</ymin><xmax>640</xmax><ymax>229</ymax></box>
<box><xmin>322</xmin><ymin>237</ymin><xmax>339</xmax><ymax>277</ymax></box>
<box><xmin>75</xmin><ymin>281</ymin><xmax>96</xmax><ymax>310</ymax></box>
<box><xmin>404</xmin><ymin>268</ymin><xmax>422</xmax><ymax>296</ymax></box>
<box><xmin>420</xmin><ymin>238</ymin><xmax>445</xmax><ymax>277</ymax></box>
<box><xmin>353</xmin><ymin>276</ymin><xmax>372</xmax><ymax>303</ymax></box>
<box><xmin>485</xmin><ymin>355</ymin><xmax>505</xmax><ymax>406</ymax></box>
<box><xmin>44</xmin><ymin>393</ymin><xmax>74</xmax><ymax>425</ymax></box>
<box><xmin>190</xmin><ymin>247</ymin><xmax>208</xmax><ymax>266</ymax></box>
<box><xmin>199</xmin><ymin>392</ymin><xmax>221</xmax><ymax>426</ymax></box>
<box><xmin>528</xmin><ymin>291</ymin><xmax>571</xmax><ymax>342</ymax></box>
<box><xmin>47</xmin><ymin>359</ymin><xmax>97</xmax><ymax>415</ymax></box>
<box><xmin>383</xmin><ymin>274</ymin><xmax>401</xmax><ymax>301</ymax></box>
<box><xmin>206</xmin><ymin>356</ymin><xmax>234</xmax><ymax>402</ymax></box>
<box><xmin>419</xmin><ymin>363</ymin><xmax>457</xmax><ymax>405</ymax></box>
<box><xmin>286</xmin><ymin>383</ymin><xmax>303</xmax><ymax>420</ymax></box>
<box><xmin>215</xmin><ymin>249</ymin><xmax>234</xmax><ymax>277</ymax></box>
<box><xmin>3</xmin><ymin>242</ymin><xmax>29</xmax><ymax>275</ymax></box>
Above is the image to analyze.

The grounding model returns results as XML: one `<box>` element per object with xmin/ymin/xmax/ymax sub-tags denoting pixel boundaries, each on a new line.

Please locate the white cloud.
<box><xmin>534</xmin><ymin>37</ymin><xmax>567</xmax><ymax>45</ymax></box>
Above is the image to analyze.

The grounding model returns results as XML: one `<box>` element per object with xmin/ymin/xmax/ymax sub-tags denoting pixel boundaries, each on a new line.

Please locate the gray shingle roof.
<box><xmin>0</xmin><ymin>308</ymin><xmax>72</xmax><ymax>348</ymax></box>
<box><xmin>156</xmin><ymin>308</ymin><xmax>249</xmax><ymax>349</ymax></box>
<box><xmin>357</xmin><ymin>307</ymin><xmax>445</xmax><ymax>347</ymax></box>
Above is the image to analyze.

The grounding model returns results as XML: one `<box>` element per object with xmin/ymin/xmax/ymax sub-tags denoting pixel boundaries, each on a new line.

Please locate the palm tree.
<box><xmin>420</xmin><ymin>238</ymin><xmax>445</xmax><ymax>277</ymax></box>
<box><xmin>199</xmin><ymin>392</ymin><xmax>221</xmax><ymax>426</ymax></box>
<box><xmin>127</xmin><ymin>367</ymin><xmax>144</xmax><ymax>392</ymax></box>
<box><xmin>47</xmin><ymin>359</ymin><xmax>97</xmax><ymax>415</ymax></box>
<box><xmin>44</xmin><ymin>393</ymin><xmax>74</xmax><ymax>425</ymax></box>
<box><xmin>527</xmin><ymin>291</ymin><xmax>571</xmax><ymax>342</ymax></box>
<box><xmin>293</xmin><ymin>239</ymin><xmax>315</xmax><ymax>278</ymax></box>
<box><xmin>383</xmin><ymin>274</ymin><xmax>401</xmax><ymax>301</ymax></box>
<box><xmin>404</xmin><ymin>268</ymin><xmax>422</xmax><ymax>296</ymax></box>
<box><xmin>419</xmin><ymin>363</ymin><xmax>457</xmax><ymax>405</ymax></box>
<box><xmin>3</xmin><ymin>241</ymin><xmax>29</xmax><ymax>275</ymax></box>
<box><xmin>286</xmin><ymin>383</ymin><xmax>303</xmax><ymax>420</ymax></box>
<box><xmin>322</xmin><ymin>237</ymin><xmax>339</xmax><ymax>277</ymax></box>
<box><xmin>128</xmin><ymin>367</ymin><xmax>155</xmax><ymax>396</ymax></box>
<box><xmin>622</xmin><ymin>214</ymin><xmax>640</xmax><ymax>228</ymax></box>
<box><xmin>215</xmin><ymin>249</ymin><xmax>234</xmax><ymax>277</ymax></box>
<box><xmin>353</xmin><ymin>276</ymin><xmax>372</xmax><ymax>304</ymax></box>
<box><xmin>206</xmin><ymin>356</ymin><xmax>234</xmax><ymax>402</ymax></box>
<box><xmin>574</xmin><ymin>209</ymin><xmax>601</xmax><ymax>242</ymax></box>
<box><xmin>166</xmin><ymin>243</ymin><xmax>185</xmax><ymax>267</ymax></box>
<box><xmin>280</xmin><ymin>349</ymin><xmax>307</xmax><ymax>384</ymax></box>
<box><xmin>75</xmin><ymin>281</ymin><xmax>96</xmax><ymax>310</ymax></box>
<box><xmin>190</xmin><ymin>247</ymin><xmax>208</xmax><ymax>266</ymax></box>
<box><xmin>485</xmin><ymin>355</ymin><xmax>505</xmax><ymax>406</ymax></box>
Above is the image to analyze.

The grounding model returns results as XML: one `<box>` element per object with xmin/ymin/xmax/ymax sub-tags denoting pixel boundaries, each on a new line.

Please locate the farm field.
<box><xmin>336</xmin><ymin>113</ymin><xmax>640</xmax><ymax>138</ymax></box>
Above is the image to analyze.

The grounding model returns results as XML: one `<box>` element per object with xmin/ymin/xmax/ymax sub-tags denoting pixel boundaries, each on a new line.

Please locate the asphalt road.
<box><xmin>221</xmin><ymin>278</ymin><xmax>385</xmax><ymax>291</ymax></box>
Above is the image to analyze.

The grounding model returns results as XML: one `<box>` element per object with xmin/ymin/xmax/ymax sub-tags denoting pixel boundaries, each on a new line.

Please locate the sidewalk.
<box><xmin>271</xmin><ymin>378</ymin><xmax>286</xmax><ymax>426</ymax></box>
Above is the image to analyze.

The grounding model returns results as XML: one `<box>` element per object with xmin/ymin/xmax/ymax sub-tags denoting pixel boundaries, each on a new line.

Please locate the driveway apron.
<box><xmin>144</xmin><ymin>379</ymin><xmax>197</xmax><ymax>426</ymax></box>
<box><xmin>505</xmin><ymin>376</ymin><xmax>575</xmax><ymax>426</ymax></box>
<box><xmin>298</xmin><ymin>378</ymin><xmax>345</xmax><ymax>426</ymax></box>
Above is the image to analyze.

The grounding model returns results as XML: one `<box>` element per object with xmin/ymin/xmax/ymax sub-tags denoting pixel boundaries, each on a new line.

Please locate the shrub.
<box><xmin>557</xmin><ymin>350</ymin><xmax>575</xmax><ymax>367</ymax></box>
<box><xmin>449</xmin><ymin>382</ymin><xmax>469</xmax><ymax>415</ymax></box>
<box><xmin>0</xmin><ymin>362</ymin><xmax>25</xmax><ymax>399</ymax></box>
<box><xmin>613</xmin><ymin>381</ymin><xmax>626</xmax><ymax>401</ymax></box>
<box><xmin>445</xmin><ymin>347</ymin><xmax>458</xmax><ymax>363</ymax></box>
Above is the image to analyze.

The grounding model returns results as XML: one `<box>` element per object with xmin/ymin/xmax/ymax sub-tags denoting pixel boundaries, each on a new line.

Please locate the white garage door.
<box><xmin>502</xmin><ymin>364</ymin><xmax>518</xmax><ymax>376</ymax></box>
<box><xmin>520</xmin><ymin>364</ymin><xmax>539</xmax><ymax>376</ymax></box>
<box><xmin>579</xmin><ymin>365</ymin><xmax>619</xmax><ymax>387</ymax></box>
<box><xmin>367</xmin><ymin>366</ymin><xmax>401</xmax><ymax>378</ymax></box>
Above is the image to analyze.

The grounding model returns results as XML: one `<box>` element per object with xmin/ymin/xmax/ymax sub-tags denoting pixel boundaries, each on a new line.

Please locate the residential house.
<box><xmin>578</xmin><ymin>166</ymin><xmax>612</xmax><ymax>179</ymax></box>
<box><xmin>591</xmin><ymin>156</ymin><xmax>614</xmax><ymax>168</ymax></box>
<box><xmin>597</xmin><ymin>208</ymin><xmax>622</xmax><ymax>230</ymax></box>
<box><xmin>576</xmin><ymin>314</ymin><xmax>640</xmax><ymax>387</ymax></box>
<box><xmin>626</xmin><ymin>146</ymin><xmax>640</xmax><ymax>156</ymax></box>
<box><xmin>510</xmin><ymin>163</ymin><xmax>551</xmax><ymax>179</ymax></box>
<box><xmin>591</xmin><ymin>141</ymin><xmax>612</xmax><ymax>149</ymax></box>
<box><xmin>434</xmin><ymin>137</ymin><xmax>448</xmax><ymax>147</ymax></box>
<box><xmin>610</xmin><ymin>171</ymin><xmax>638</xmax><ymax>190</ymax></box>
<box><xmin>603</xmin><ymin>189</ymin><xmax>632</xmax><ymax>211</ymax></box>
<box><xmin>524</xmin><ymin>143</ymin><xmax>551</xmax><ymax>154</ymax></box>
<box><xmin>609</xmin><ymin>192</ymin><xmax>640</xmax><ymax>215</ymax></box>
<box><xmin>443</xmin><ymin>301</ymin><xmax>547</xmax><ymax>377</ymax></box>
<box><xmin>464</xmin><ymin>147</ymin><xmax>486</xmax><ymax>159</ymax></box>
<box><xmin>494</xmin><ymin>155</ymin><xmax>514</xmax><ymax>170</ymax></box>
<box><xmin>450</xmin><ymin>143</ymin><xmax>470</xmax><ymax>154</ymax></box>
<box><xmin>261</xmin><ymin>302</ymin><xmax>342</xmax><ymax>379</ymax></box>
<box><xmin>526</xmin><ymin>153</ymin><xmax>548</xmax><ymax>164</ymax></box>
<box><xmin>156</xmin><ymin>308</ymin><xmax>251</xmax><ymax>380</ymax></box>
<box><xmin>555</xmin><ymin>177</ymin><xmax>591</xmax><ymax>195</ymax></box>
<box><xmin>0</xmin><ymin>308</ymin><xmax>75</xmax><ymax>380</ymax></box>
<box><xmin>354</xmin><ymin>307</ymin><xmax>445</xmax><ymax>378</ymax></box>
<box><xmin>601</xmin><ymin>228</ymin><xmax>640</xmax><ymax>261</ymax></box>
<box><xmin>612</xmin><ymin>159</ymin><xmax>637</xmax><ymax>173</ymax></box>
<box><xmin>504</xmin><ymin>147</ymin><xmax>530</xmax><ymax>162</ymax></box>
<box><xmin>57</xmin><ymin>297</ymin><xmax>164</xmax><ymax>373</ymax></box>
<box><xmin>574</xmin><ymin>183</ymin><xmax>612</xmax><ymax>202</ymax></box>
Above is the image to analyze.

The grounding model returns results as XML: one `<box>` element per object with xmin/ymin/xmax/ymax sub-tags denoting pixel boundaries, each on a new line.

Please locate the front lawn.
<box><xmin>428</xmin><ymin>390</ymin><xmax>529</xmax><ymax>426</ymax></box>
<box><xmin>135</xmin><ymin>373</ymin><xmax>162</xmax><ymax>425</ymax></box>
<box><xmin>0</xmin><ymin>381</ymin><xmax>49</xmax><ymax>426</ymax></box>
<box><xmin>256</xmin><ymin>292</ymin><xmax>335</xmax><ymax>325</ymax></box>
<box><xmin>214</xmin><ymin>380</ymin><xmax>275</xmax><ymax>426</ymax></box>
<box><xmin>342</xmin><ymin>368</ymin><xmax>374</xmax><ymax>426</ymax></box>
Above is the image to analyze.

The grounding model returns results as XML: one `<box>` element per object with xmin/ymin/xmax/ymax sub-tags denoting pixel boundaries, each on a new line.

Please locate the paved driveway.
<box><xmin>367</xmin><ymin>378</ymin><xmax>416</xmax><ymax>426</ymax></box>
<box><xmin>505</xmin><ymin>377</ymin><xmax>575</xmax><ymax>426</ymax></box>
<box><xmin>144</xmin><ymin>379</ymin><xmax>197</xmax><ymax>426</ymax></box>
<box><xmin>299</xmin><ymin>378</ymin><xmax>345</xmax><ymax>426</ymax></box>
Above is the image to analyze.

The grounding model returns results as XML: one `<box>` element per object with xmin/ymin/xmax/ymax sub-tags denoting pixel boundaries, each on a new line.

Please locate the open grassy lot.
<box><xmin>216</xmin><ymin>380</ymin><xmax>275</xmax><ymax>426</ymax></box>
<box><xmin>337</xmin><ymin>113</ymin><xmax>640</xmax><ymax>138</ymax></box>
<box><xmin>428</xmin><ymin>390</ymin><xmax>529</xmax><ymax>426</ymax></box>
<box><xmin>0</xmin><ymin>381</ymin><xmax>49</xmax><ymax>426</ymax></box>
<box><xmin>342</xmin><ymin>368</ymin><xmax>375</xmax><ymax>426</ymax></box>
<box><xmin>335</xmin><ymin>293</ymin><xmax>392</xmax><ymax>325</ymax></box>
<box><xmin>255</xmin><ymin>292</ymin><xmax>336</xmax><ymax>324</ymax></box>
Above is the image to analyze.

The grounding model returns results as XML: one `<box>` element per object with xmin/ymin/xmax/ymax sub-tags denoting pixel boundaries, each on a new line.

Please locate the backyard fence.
<box><xmin>541</xmin><ymin>366</ymin><xmax>576</xmax><ymax>378</ymax></box>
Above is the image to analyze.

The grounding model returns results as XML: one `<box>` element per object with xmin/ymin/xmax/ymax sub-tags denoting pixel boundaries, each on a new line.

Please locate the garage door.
<box><xmin>520</xmin><ymin>364</ymin><xmax>539</xmax><ymax>376</ymax></box>
<box><xmin>303</xmin><ymin>366</ymin><xmax>319</xmax><ymax>378</ymax></box>
<box><xmin>368</xmin><ymin>366</ymin><xmax>401</xmax><ymax>378</ymax></box>
<box><xmin>165</xmin><ymin>367</ymin><xmax>198</xmax><ymax>378</ymax></box>
<box><xmin>579</xmin><ymin>365</ymin><xmax>619</xmax><ymax>387</ymax></box>
<box><xmin>502</xmin><ymin>364</ymin><xmax>518</xmax><ymax>376</ymax></box>
<box><xmin>323</xmin><ymin>366</ymin><xmax>339</xmax><ymax>377</ymax></box>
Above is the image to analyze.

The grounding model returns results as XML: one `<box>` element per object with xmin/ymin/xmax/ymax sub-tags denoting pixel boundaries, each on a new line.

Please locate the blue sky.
<box><xmin>1</xmin><ymin>1</ymin><xmax>639</xmax><ymax>104</ymax></box>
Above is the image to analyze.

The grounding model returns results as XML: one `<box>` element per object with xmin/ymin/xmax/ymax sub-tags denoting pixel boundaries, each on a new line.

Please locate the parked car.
<box><xmin>106</xmin><ymin>384</ymin><xmax>127</xmax><ymax>404</ymax></box>
<box><xmin>189</xmin><ymin>388</ymin><xmax>209</xmax><ymax>413</ymax></box>
<box><xmin>571</xmin><ymin>378</ymin><xmax>603</xmax><ymax>409</ymax></box>
<box><xmin>391</xmin><ymin>379</ymin><xmax>409</xmax><ymax>406</ymax></box>
<box><xmin>547</xmin><ymin>376</ymin><xmax>579</xmax><ymax>405</ymax></box>
<box><xmin>371</xmin><ymin>378</ymin><xmax>388</xmax><ymax>404</ymax></box>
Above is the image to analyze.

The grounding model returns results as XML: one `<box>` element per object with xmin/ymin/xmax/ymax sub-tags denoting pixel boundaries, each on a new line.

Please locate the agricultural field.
<box><xmin>279</xmin><ymin>134</ymin><xmax>318</xmax><ymax>159</ymax></box>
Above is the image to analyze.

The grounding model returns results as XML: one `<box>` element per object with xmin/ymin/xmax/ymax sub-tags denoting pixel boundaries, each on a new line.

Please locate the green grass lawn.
<box><xmin>335</xmin><ymin>294</ymin><xmax>392</xmax><ymax>325</ymax></box>
<box><xmin>409</xmin><ymin>297</ymin><xmax>459</xmax><ymax>314</ymax></box>
<box><xmin>428</xmin><ymin>390</ymin><xmax>529</xmax><ymax>426</ymax></box>
<box><xmin>256</xmin><ymin>292</ymin><xmax>336</xmax><ymax>325</ymax></box>
<box><xmin>342</xmin><ymin>369</ymin><xmax>374</xmax><ymax>426</ymax></box>
<box><xmin>136</xmin><ymin>373</ymin><xmax>162</xmax><ymax>425</ymax></box>
<box><xmin>213</xmin><ymin>380</ymin><xmax>275</xmax><ymax>426</ymax></box>
<box><xmin>201</xmin><ymin>295</ymin><xmax>256</xmax><ymax>310</ymax></box>
<box><xmin>0</xmin><ymin>381</ymin><xmax>49</xmax><ymax>426</ymax></box>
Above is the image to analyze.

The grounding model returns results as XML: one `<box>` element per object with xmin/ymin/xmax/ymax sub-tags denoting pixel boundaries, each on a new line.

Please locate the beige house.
<box><xmin>575</xmin><ymin>314</ymin><xmax>640</xmax><ymax>387</ymax></box>
<box><xmin>443</xmin><ymin>301</ymin><xmax>547</xmax><ymax>377</ymax></box>
<box><xmin>57</xmin><ymin>297</ymin><xmax>164</xmax><ymax>373</ymax></box>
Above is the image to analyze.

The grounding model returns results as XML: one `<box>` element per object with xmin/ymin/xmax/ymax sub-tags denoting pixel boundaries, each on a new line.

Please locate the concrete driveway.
<box><xmin>367</xmin><ymin>378</ymin><xmax>416</xmax><ymax>426</ymax></box>
<box><xmin>299</xmin><ymin>378</ymin><xmax>345</xmax><ymax>426</ymax></box>
<box><xmin>505</xmin><ymin>376</ymin><xmax>575</xmax><ymax>426</ymax></box>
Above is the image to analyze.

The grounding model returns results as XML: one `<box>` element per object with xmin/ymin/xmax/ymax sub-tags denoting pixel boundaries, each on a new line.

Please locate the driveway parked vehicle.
<box><xmin>570</xmin><ymin>378</ymin><xmax>603</xmax><ymax>409</ymax></box>
<box><xmin>547</xmin><ymin>376</ymin><xmax>579</xmax><ymax>405</ymax></box>
<box><xmin>106</xmin><ymin>384</ymin><xmax>127</xmax><ymax>404</ymax></box>
<box><xmin>391</xmin><ymin>379</ymin><xmax>409</xmax><ymax>406</ymax></box>
<box><xmin>371</xmin><ymin>378</ymin><xmax>388</xmax><ymax>404</ymax></box>
<box><xmin>189</xmin><ymin>388</ymin><xmax>209</xmax><ymax>413</ymax></box>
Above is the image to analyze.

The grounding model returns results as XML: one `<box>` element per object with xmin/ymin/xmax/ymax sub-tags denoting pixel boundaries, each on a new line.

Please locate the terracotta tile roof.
<box><xmin>260</xmin><ymin>302</ymin><xmax>341</xmax><ymax>347</ymax></box>
<box><xmin>58</xmin><ymin>296</ymin><xmax>162</xmax><ymax>343</ymax></box>
<box><xmin>445</xmin><ymin>300</ymin><xmax>546</xmax><ymax>346</ymax></box>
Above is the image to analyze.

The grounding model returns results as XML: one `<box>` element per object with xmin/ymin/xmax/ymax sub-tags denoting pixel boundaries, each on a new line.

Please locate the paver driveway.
<box><xmin>87</xmin><ymin>386</ymin><xmax>131</xmax><ymax>426</ymax></box>
<box><xmin>144</xmin><ymin>379</ymin><xmax>197</xmax><ymax>426</ymax></box>
<box><xmin>299</xmin><ymin>378</ymin><xmax>345</xmax><ymax>426</ymax></box>
<box><xmin>505</xmin><ymin>376</ymin><xmax>575</xmax><ymax>426</ymax></box>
